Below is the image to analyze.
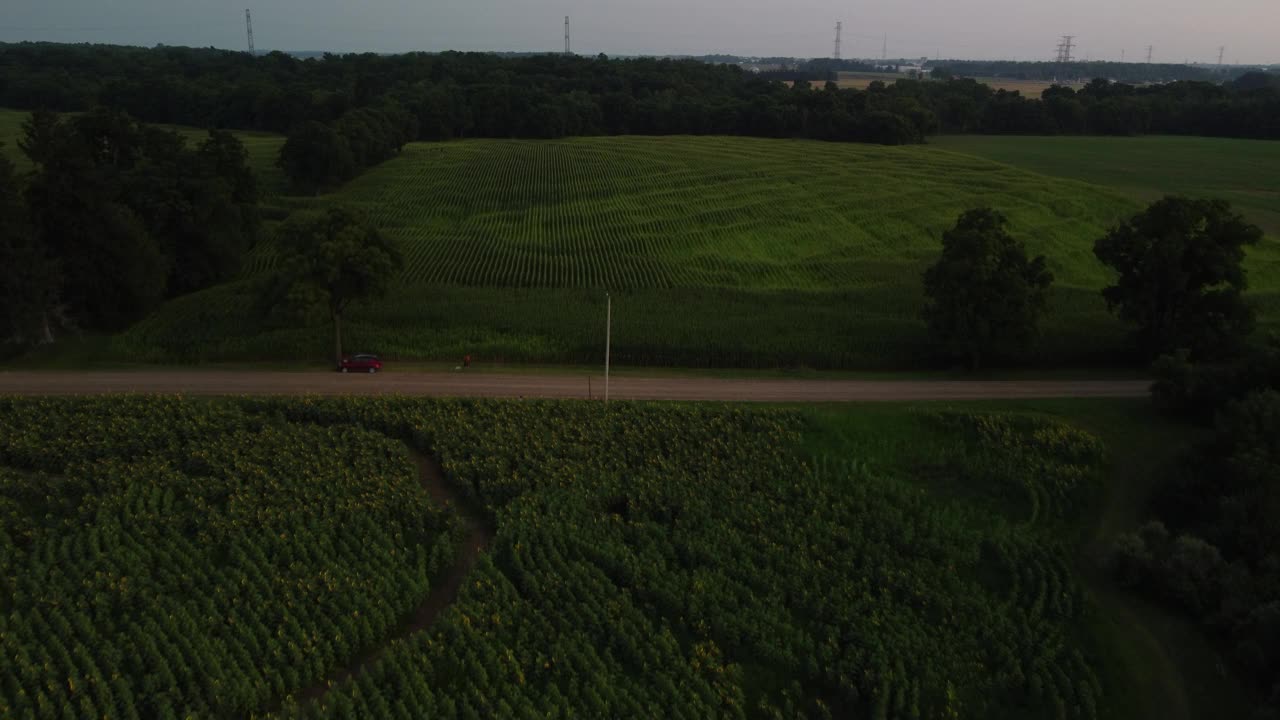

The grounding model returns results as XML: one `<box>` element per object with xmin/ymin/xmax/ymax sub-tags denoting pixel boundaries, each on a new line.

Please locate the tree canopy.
<box><xmin>921</xmin><ymin>208</ymin><xmax>1054</xmax><ymax>369</ymax></box>
<box><xmin>1093</xmin><ymin>196</ymin><xmax>1262</xmax><ymax>361</ymax></box>
<box><xmin>265</xmin><ymin>207</ymin><xmax>402</xmax><ymax>365</ymax></box>
<box><xmin>4</xmin><ymin>108</ymin><xmax>261</xmax><ymax>339</ymax></box>
<box><xmin>2</xmin><ymin>43</ymin><xmax>1276</xmax><ymax>148</ymax></box>
<box><xmin>0</xmin><ymin>150</ymin><xmax>58</xmax><ymax>345</ymax></box>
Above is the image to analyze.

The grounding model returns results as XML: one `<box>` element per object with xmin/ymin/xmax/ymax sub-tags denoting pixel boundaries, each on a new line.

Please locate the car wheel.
<box><xmin>368</xmin><ymin>367</ymin><xmax>377</xmax><ymax>374</ymax></box>
<box><xmin>341</xmin><ymin>367</ymin><xmax>348</xmax><ymax>373</ymax></box>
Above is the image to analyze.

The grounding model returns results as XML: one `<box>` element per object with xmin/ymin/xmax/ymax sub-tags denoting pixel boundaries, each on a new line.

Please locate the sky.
<box><xmin>2</xmin><ymin>0</ymin><xmax>1276</xmax><ymax>65</ymax></box>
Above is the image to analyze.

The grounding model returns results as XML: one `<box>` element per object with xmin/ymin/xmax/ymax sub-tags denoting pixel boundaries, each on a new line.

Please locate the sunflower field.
<box><xmin>1</xmin><ymin>397</ymin><xmax>1109</xmax><ymax>718</ymax></box>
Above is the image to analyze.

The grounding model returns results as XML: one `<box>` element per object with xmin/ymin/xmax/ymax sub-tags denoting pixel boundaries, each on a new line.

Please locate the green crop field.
<box><xmin>2</xmin><ymin>395</ymin><xmax>1208</xmax><ymax>719</ymax></box>
<box><xmin>7</xmin><ymin>103</ymin><xmax>1279</xmax><ymax>370</ymax></box>
<box><xmin>120</xmin><ymin>134</ymin><xmax>1280</xmax><ymax>368</ymax></box>
<box><xmin>933</xmin><ymin>135</ymin><xmax>1280</xmax><ymax>237</ymax></box>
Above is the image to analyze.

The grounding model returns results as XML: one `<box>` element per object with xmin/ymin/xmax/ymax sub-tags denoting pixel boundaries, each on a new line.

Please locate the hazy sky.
<box><xmin>2</xmin><ymin>0</ymin><xmax>1276</xmax><ymax>64</ymax></box>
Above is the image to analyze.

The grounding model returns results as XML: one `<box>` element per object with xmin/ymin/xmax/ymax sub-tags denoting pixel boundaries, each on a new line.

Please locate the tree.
<box><xmin>266</xmin><ymin>208</ymin><xmax>401</xmax><ymax>367</ymax></box>
<box><xmin>0</xmin><ymin>150</ymin><xmax>60</xmax><ymax>345</ymax></box>
<box><xmin>21</xmin><ymin>109</ymin><xmax>167</xmax><ymax>330</ymax></box>
<box><xmin>1094</xmin><ymin>196</ymin><xmax>1262</xmax><ymax>360</ymax></box>
<box><xmin>277</xmin><ymin>121</ymin><xmax>355</xmax><ymax>194</ymax></box>
<box><xmin>922</xmin><ymin>208</ymin><xmax>1054</xmax><ymax>368</ymax></box>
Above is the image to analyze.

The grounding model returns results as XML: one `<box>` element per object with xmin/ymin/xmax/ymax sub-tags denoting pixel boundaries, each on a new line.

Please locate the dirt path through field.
<box><xmin>0</xmin><ymin>370</ymin><xmax>1149</xmax><ymax>402</ymax></box>
<box><xmin>284</xmin><ymin>446</ymin><xmax>492</xmax><ymax>708</ymax></box>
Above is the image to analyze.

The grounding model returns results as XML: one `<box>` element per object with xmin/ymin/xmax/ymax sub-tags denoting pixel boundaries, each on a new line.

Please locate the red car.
<box><xmin>338</xmin><ymin>354</ymin><xmax>383</xmax><ymax>373</ymax></box>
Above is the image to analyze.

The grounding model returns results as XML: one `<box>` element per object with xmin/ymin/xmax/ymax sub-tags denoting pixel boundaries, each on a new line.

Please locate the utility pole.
<box><xmin>564</xmin><ymin>16</ymin><xmax>570</xmax><ymax>55</ymax></box>
<box><xmin>604</xmin><ymin>293</ymin><xmax>611</xmax><ymax>404</ymax></box>
<box><xmin>833</xmin><ymin>21</ymin><xmax>842</xmax><ymax>61</ymax></box>
<box><xmin>245</xmin><ymin>9</ymin><xmax>255</xmax><ymax>56</ymax></box>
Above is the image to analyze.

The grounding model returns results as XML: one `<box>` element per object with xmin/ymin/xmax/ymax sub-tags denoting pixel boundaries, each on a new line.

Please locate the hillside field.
<box><xmin>933</xmin><ymin>135</ymin><xmax>1280</xmax><ymax>236</ymax></box>
<box><xmin>4</xmin><ymin>106</ymin><xmax>1279</xmax><ymax>369</ymax></box>
<box><xmin>124</xmin><ymin>134</ymin><xmax>1280</xmax><ymax>368</ymax></box>
<box><xmin>1</xmin><ymin>395</ymin><xmax>1240</xmax><ymax>719</ymax></box>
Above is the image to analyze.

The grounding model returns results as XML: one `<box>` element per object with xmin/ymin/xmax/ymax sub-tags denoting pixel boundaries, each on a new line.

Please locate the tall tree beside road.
<box><xmin>1094</xmin><ymin>196</ymin><xmax>1262</xmax><ymax>361</ymax></box>
<box><xmin>922</xmin><ymin>208</ymin><xmax>1054</xmax><ymax>369</ymax></box>
<box><xmin>265</xmin><ymin>208</ymin><xmax>402</xmax><ymax>367</ymax></box>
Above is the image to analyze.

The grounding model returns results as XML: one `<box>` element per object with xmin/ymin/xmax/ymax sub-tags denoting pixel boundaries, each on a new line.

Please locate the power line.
<box><xmin>833</xmin><ymin>21</ymin><xmax>842</xmax><ymax>60</ymax></box>
<box><xmin>244</xmin><ymin>8</ymin><xmax>254</xmax><ymax>56</ymax></box>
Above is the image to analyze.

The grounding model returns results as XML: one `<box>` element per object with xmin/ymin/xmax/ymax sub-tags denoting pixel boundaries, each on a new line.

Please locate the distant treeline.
<box><xmin>2</xmin><ymin>44</ymin><xmax>1278</xmax><ymax>190</ymax></box>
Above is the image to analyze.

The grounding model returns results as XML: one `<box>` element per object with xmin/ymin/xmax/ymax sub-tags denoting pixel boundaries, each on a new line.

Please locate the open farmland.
<box><xmin>828</xmin><ymin>72</ymin><xmax>1069</xmax><ymax>94</ymax></box>
<box><xmin>120</xmin><ymin>135</ymin><xmax>1163</xmax><ymax>368</ymax></box>
<box><xmin>8</xmin><ymin>105</ymin><xmax>1279</xmax><ymax>369</ymax></box>
<box><xmin>933</xmin><ymin>134</ymin><xmax>1280</xmax><ymax>236</ymax></box>
<box><xmin>0</xmin><ymin>395</ymin><xmax>1149</xmax><ymax>718</ymax></box>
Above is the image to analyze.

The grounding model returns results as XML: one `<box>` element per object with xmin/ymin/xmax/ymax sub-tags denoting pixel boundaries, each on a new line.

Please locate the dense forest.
<box><xmin>1</xmin><ymin>43</ymin><xmax>1277</xmax><ymax>157</ymax></box>
<box><xmin>0</xmin><ymin>109</ymin><xmax>259</xmax><ymax>341</ymax></box>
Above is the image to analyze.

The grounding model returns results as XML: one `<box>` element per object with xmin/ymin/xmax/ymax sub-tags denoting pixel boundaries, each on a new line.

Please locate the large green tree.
<box><xmin>0</xmin><ymin>150</ymin><xmax>60</xmax><ymax>345</ymax></box>
<box><xmin>1094</xmin><ymin>196</ymin><xmax>1262</xmax><ymax>361</ymax></box>
<box><xmin>922</xmin><ymin>208</ymin><xmax>1054</xmax><ymax>369</ymax></box>
<box><xmin>266</xmin><ymin>208</ymin><xmax>401</xmax><ymax>367</ymax></box>
<box><xmin>276</xmin><ymin>121</ymin><xmax>355</xmax><ymax>195</ymax></box>
<box><xmin>18</xmin><ymin>109</ymin><xmax>260</xmax><ymax>332</ymax></box>
<box><xmin>21</xmin><ymin>109</ymin><xmax>166</xmax><ymax>330</ymax></box>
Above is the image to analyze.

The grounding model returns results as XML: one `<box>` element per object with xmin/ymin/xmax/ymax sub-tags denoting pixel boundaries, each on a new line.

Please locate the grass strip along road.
<box><xmin>0</xmin><ymin>370</ymin><xmax>1149</xmax><ymax>401</ymax></box>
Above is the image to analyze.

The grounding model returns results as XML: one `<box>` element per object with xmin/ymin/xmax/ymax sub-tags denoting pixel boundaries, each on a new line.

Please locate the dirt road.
<box><xmin>0</xmin><ymin>370</ymin><xmax>1150</xmax><ymax>402</ymax></box>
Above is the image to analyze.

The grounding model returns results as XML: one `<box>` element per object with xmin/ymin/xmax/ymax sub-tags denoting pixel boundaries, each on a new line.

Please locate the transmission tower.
<box><xmin>1054</xmin><ymin>35</ymin><xmax>1075</xmax><ymax>63</ymax></box>
<box><xmin>1217</xmin><ymin>46</ymin><xmax>1225</xmax><ymax>66</ymax></box>
<box><xmin>245</xmin><ymin>9</ymin><xmax>255</xmax><ymax>55</ymax></box>
<box><xmin>881</xmin><ymin>34</ymin><xmax>887</xmax><ymax>61</ymax></box>
<box><xmin>833</xmin><ymin>22</ymin><xmax>842</xmax><ymax>60</ymax></box>
<box><xmin>564</xmin><ymin>16</ymin><xmax>570</xmax><ymax>55</ymax></box>
<box><xmin>1146</xmin><ymin>45</ymin><xmax>1153</xmax><ymax>64</ymax></box>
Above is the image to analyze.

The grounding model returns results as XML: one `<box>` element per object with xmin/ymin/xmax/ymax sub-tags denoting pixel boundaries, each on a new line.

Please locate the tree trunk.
<box><xmin>333</xmin><ymin>311</ymin><xmax>343</xmax><ymax>369</ymax></box>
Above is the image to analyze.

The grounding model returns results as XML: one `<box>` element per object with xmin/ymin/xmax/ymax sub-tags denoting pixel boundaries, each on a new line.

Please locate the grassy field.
<box><xmin>118</xmin><ymin>135</ymin><xmax>1160</xmax><ymax>367</ymax></box>
<box><xmin>827</xmin><ymin>72</ymin><xmax>1074</xmax><ymax>95</ymax></box>
<box><xmin>6</xmin><ymin>104</ymin><xmax>1279</xmax><ymax>369</ymax></box>
<box><xmin>934</xmin><ymin>134</ymin><xmax>1280</xmax><ymax>237</ymax></box>
<box><xmin>125</xmin><ymin>133</ymin><xmax>1280</xmax><ymax>368</ymax></box>
<box><xmin>803</xmin><ymin>398</ymin><xmax>1249</xmax><ymax>720</ymax></box>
